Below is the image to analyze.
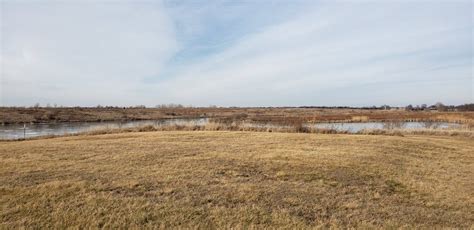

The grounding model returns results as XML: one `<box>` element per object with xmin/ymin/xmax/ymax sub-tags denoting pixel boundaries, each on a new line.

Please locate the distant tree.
<box><xmin>155</xmin><ymin>103</ymin><xmax>184</xmax><ymax>109</ymax></box>
<box><xmin>33</xmin><ymin>103</ymin><xmax>40</xmax><ymax>108</ymax></box>
<box><xmin>435</xmin><ymin>102</ymin><xmax>447</xmax><ymax>112</ymax></box>
<box><xmin>405</xmin><ymin>104</ymin><xmax>413</xmax><ymax>111</ymax></box>
<box><xmin>456</xmin><ymin>103</ymin><xmax>474</xmax><ymax>111</ymax></box>
<box><xmin>381</xmin><ymin>105</ymin><xmax>391</xmax><ymax>110</ymax></box>
<box><xmin>420</xmin><ymin>104</ymin><xmax>428</xmax><ymax>110</ymax></box>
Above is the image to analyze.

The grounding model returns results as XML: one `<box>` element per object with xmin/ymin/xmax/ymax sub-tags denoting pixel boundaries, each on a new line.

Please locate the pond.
<box><xmin>0</xmin><ymin>119</ymin><xmax>463</xmax><ymax>140</ymax></box>
<box><xmin>0</xmin><ymin>118</ymin><xmax>207</xmax><ymax>140</ymax></box>
<box><xmin>312</xmin><ymin>121</ymin><xmax>462</xmax><ymax>133</ymax></box>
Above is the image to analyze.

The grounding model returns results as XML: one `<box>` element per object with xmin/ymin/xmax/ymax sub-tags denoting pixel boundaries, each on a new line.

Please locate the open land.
<box><xmin>1</xmin><ymin>131</ymin><xmax>473</xmax><ymax>228</ymax></box>
<box><xmin>1</xmin><ymin>107</ymin><xmax>474</xmax><ymax>125</ymax></box>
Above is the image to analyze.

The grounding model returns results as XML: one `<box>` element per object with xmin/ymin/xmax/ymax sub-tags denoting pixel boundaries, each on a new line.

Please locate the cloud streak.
<box><xmin>152</xmin><ymin>1</ymin><xmax>472</xmax><ymax>106</ymax></box>
<box><xmin>1</xmin><ymin>0</ymin><xmax>472</xmax><ymax>106</ymax></box>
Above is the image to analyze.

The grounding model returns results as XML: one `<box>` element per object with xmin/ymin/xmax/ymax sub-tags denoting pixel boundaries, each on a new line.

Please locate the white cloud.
<box><xmin>1</xmin><ymin>0</ymin><xmax>178</xmax><ymax>106</ymax></box>
<box><xmin>1</xmin><ymin>0</ymin><xmax>472</xmax><ymax>107</ymax></box>
<box><xmin>152</xmin><ymin>0</ymin><xmax>472</xmax><ymax>106</ymax></box>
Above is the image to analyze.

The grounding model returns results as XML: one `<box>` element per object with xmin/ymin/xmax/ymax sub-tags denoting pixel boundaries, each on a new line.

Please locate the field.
<box><xmin>1</xmin><ymin>131</ymin><xmax>473</xmax><ymax>228</ymax></box>
<box><xmin>1</xmin><ymin>107</ymin><xmax>473</xmax><ymax>124</ymax></box>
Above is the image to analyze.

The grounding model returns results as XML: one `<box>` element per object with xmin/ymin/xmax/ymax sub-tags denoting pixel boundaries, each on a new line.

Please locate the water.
<box><xmin>313</xmin><ymin>121</ymin><xmax>462</xmax><ymax>133</ymax></box>
<box><xmin>0</xmin><ymin>118</ymin><xmax>207</xmax><ymax>140</ymax></box>
<box><xmin>0</xmin><ymin>120</ymin><xmax>463</xmax><ymax>140</ymax></box>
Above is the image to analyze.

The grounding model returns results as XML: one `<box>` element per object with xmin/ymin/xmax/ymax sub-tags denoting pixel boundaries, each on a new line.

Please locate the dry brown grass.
<box><xmin>2</xmin><ymin>107</ymin><xmax>473</xmax><ymax>125</ymax></box>
<box><xmin>73</xmin><ymin>121</ymin><xmax>474</xmax><ymax>138</ymax></box>
<box><xmin>1</xmin><ymin>131</ymin><xmax>473</xmax><ymax>228</ymax></box>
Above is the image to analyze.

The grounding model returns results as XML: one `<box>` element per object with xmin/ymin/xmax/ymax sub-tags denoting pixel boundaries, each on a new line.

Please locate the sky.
<box><xmin>0</xmin><ymin>0</ymin><xmax>472</xmax><ymax>107</ymax></box>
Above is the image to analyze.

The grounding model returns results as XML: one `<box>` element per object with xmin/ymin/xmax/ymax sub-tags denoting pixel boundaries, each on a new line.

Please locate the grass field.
<box><xmin>1</xmin><ymin>131</ymin><xmax>473</xmax><ymax>228</ymax></box>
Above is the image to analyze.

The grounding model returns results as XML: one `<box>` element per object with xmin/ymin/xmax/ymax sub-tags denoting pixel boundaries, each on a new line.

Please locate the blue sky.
<box><xmin>0</xmin><ymin>0</ymin><xmax>472</xmax><ymax>107</ymax></box>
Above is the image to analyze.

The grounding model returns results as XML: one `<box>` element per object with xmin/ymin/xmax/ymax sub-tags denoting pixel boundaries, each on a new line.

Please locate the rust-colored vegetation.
<box><xmin>1</xmin><ymin>107</ymin><xmax>473</xmax><ymax>125</ymax></box>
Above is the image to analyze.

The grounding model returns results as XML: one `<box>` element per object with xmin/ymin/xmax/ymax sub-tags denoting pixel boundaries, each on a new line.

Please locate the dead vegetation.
<box><xmin>52</xmin><ymin>120</ymin><xmax>474</xmax><ymax>139</ymax></box>
<box><xmin>3</xmin><ymin>119</ymin><xmax>473</xmax><ymax>142</ymax></box>
<box><xmin>1</xmin><ymin>107</ymin><xmax>473</xmax><ymax>125</ymax></box>
<box><xmin>1</xmin><ymin>132</ymin><xmax>473</xmax><ymax>228</ymax></box>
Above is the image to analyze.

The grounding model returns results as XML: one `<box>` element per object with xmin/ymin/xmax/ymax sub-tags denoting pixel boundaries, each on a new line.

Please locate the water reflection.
<box><xmin>313</xmin><ymin>122</ymin><xmax>461</xmax><ymax>133</ymax></box>
<box><xmin>0</xmin><ymin>118</ymin><xmax>207</xmax><ymax>140</ymax></box>
<box><xmin>0</xmin><ymin>119</ymin><xmax>463</xmax><ymax>140</ymax></box>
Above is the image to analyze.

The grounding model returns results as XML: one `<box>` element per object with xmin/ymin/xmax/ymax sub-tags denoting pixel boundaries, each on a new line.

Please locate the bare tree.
<box><xmin>435</xmin><ymin>102</ymin><xmax>446</xmax><ymax>112</ymax></box>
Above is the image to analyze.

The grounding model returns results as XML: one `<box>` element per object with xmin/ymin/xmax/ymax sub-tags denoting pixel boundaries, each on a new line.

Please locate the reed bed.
<box><xmin>83</xmin><ymin>121</ymin><xmax>349</xmax><ymax>136</ymax></box>
<box><xmin>4</xmin><ymin>120</ymin><xmax>472</xmax><ymax>142</ymax></box>
<box><xmin>78</xmin><ymin>121</ymin><xmax>474</xmax><ymax>138</ymax></box>
<box><xmin>2</xmin><ymin>107</ymin><xmax>473</xmax><ymax>125</ymax></box>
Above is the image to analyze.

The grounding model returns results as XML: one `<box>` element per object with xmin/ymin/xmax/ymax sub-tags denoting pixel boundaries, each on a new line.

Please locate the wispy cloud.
<box><xmin>151</xmin><ymin>0</ymin><xmax>472</xmax><ymax>106</ymax></box>
<box><xmin>1</xmin><ymin>0</ymin><xmax>472</xmax><ymax>106</ymax></box>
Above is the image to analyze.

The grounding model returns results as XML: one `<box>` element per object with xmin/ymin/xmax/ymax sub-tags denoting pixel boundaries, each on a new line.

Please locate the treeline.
<box><xmin>403</xmin><ymin>103</ymin><xmax>474</xmax><ymax>112</ymax></box>
<box><xmin>299</xmin><ymin>103</ymin><xmax>474</xmax><ymax>111</ymax></box>
<box><xmin>3</xmin><ymin>103</ymin><xmax>473</xmax><ymax>111</ymax></box>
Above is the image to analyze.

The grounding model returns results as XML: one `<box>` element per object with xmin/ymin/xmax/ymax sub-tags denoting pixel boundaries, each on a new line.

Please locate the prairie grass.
<box><xmin>1</xmin><ymin>132</ymin><xmax>473</xmax><ymax>228</ymax></box>
<box><xmin>1</xmin><ymin>107</ymin><xmax>473</xmax><ymax>125</ymax></box>
<box><xmin>4</xmin><ymin>120</ymin><xmax>473</xmax><ymax>142</ymax></box>
<box><xmin>79</xmin><ymin>120</ymin><xmax>474</xmax><ymax>138</ymax></box>
<box><xmin>351</xmin><ymin>115</ymin><xmax>369</xmax><ymax>122</ymax></box>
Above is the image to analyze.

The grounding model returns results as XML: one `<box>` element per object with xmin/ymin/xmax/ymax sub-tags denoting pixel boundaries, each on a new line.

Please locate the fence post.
<box><xmin>23</xmin><ymin>123</ymin><xmax>26</xmax><ymax>139</ymax></box>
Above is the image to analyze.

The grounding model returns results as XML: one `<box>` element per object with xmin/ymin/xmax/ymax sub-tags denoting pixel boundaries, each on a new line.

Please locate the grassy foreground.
<box><xmin>1</xmin><ymin>132</ymin><xmax>473</xmax><ymax>228</ymax></box>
